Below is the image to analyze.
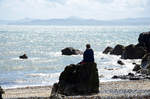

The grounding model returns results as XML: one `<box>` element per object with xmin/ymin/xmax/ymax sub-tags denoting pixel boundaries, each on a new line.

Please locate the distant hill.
<box><xmin>0</xmin><ymin>17</ymin><xmax>150</xmax><ymax>25</ymax></box>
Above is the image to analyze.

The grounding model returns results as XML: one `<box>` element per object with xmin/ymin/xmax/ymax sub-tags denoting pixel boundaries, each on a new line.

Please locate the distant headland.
<box><xmin>0</xmin><ymin>17</ymin><xmax>150</xmax><ymax>25</ymax></box>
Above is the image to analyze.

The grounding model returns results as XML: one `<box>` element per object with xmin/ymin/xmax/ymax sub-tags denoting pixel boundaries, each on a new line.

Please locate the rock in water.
<box><xmin>19</xmin><ymin>54</ymin><xmax>28</xmax><ymax>59</ymax></box>
<box><xmin>117</xmin><ymin>60</ymin><xmax>125</xmax><ymax>65</ymax></box>
<box><xmin>110</xmin><ymin>44</ymin><xmax>125</xmax><ymax>55</ymax></box>
<box><xmin>0</xmin><ymin>86</ymin><xmax>4</xmax><ymax>99</ymax></box>
<box><xmin>103</xmin><ymin>46</ymin><xmax>113</xmax><ymax>54</ymax></box>
<box><xmin>50</xmin><ymin>62</ymin><xmax>99</xmax><ymax>96</ymax></box>
<box><xmin>121</xmin><ymin>44</ymin><xmax>146</xmax><ymax>59</ymax></box>
<box><xmin>138</xmin><ymin>31</ymin><xmax>150</xmax><ymax>51</ymax></box>
<box><xmin>61</xmin><ymin>47</ymin><xmax>83</xmax><ymax>55</ymax></box>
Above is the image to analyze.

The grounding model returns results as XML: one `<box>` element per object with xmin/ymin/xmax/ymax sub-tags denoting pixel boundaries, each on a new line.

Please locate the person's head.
<box><xmin>86</xmin><ymin>44</ymin><xmax>91</xmax><ymax>49</ymax></box>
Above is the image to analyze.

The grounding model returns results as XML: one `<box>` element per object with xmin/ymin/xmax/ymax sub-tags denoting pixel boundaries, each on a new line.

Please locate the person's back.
<box><xmin>81</xmin><ymin>44</ymin><xmax>94</xmax><ymax>63</ymax></box>
<box><xmin>83</xmin><ymin>48</ymin><xmax>94</xmax><ymax>62</ymax></box>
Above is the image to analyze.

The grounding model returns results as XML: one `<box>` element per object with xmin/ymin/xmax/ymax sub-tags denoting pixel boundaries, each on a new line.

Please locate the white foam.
<box><xmin>26</xmin><ymin>73</ymin><xmax>60</xmax><ymax>78</ymax></box>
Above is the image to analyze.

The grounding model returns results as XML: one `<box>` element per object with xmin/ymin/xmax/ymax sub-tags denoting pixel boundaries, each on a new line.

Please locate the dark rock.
<box><xmin>61</xmin><ymin>47</ymin><xmax>83</xmax><ymax>55</ymax></box>
<box><xmin>111</xmin><ymin>73</ymin><xmax>150</xmax><ymax>80</ymax></box>
<box><xmin>138</xmin><ymin>69</ymin><xmax>150</xmax><ymax>75</ymax></box>
<box><xmin>138</xmin><ymin>31</ymin><xmax>150</xmax><ymax>51</ymax></box>
<box><xmin>19</xmin><ymin>54</ymin><xmax>28</xmax><ymax>59</ymax></box>
<box><xmin>110</xmin><ymin>44</ymin><xmax>125</xmax><ymax>55</ymax></box>
<box><xmin>50</xmin><ymin>62</ymin><xmax>99</xmax><ymax>96</ymax></box>
<box><xmin>132</xmin><ymin>62</ymin><xmax>136</xmax><ymax>65</ymax></box>
<box><xmin>103</xmin><ymin>46</ymin><xmax>113</xmax><ymax>54</ymax></box>
<box><xmin>112</xmin><ymin>75</ymin><xmax>129</xmax><ymax>79</ymax></box>
<box><xmin>129</xmin><ymin>77</ymin><xmax>140</xmax><ymax>80</ymax></box>
<box><xmin>121</xmin><ymin>44</ymin><xmax>146</xmax><ymax>59</ymax></box>
<box><xmin>141</xmin><ymin>53</ymin><xmax>150</xmax><ymax>69</ymax></box>
<box><xmin>0</xmin><ymin>86</ymin><xmax>4</xmax><ymax>99</ymax></box>
<box><xmin>128</xmin><ymin>73</ymin><xmax>134</xmax><ymax>77</ymax></box>
<box><xmin>117</xmin><ymin>60</ymin><xmax>125</xmax><ymax>65</ymax></box>
<box><xmin>112</xmin><ymin>74</ymin><xmax>141</xmax><ymax>80</ymax></box>
<box><xmin>112</xmin><ymin>75</ymin><xmax>119</xmax><ymax>79</ymax></box>
<box><xmin>133</xmin><ymin>64</ymin><xmax>141</xmax><ymax>72</ymax></box>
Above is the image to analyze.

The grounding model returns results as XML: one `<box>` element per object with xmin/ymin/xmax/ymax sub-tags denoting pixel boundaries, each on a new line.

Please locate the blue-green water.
<box><xmin>0</xmin><ymin>25</ymin><xmax>150</xmax><ymax>89</ymax></box>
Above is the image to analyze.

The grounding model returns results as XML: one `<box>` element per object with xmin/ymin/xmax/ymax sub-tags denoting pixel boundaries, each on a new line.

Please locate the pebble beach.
<box><xmin>2</xmin><ymin>80</ymin><xmax>150</xmax><ymax>99</ymax></box>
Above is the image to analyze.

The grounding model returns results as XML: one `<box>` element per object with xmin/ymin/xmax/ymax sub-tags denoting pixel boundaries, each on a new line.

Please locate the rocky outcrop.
<box><xmin>0</xmin><ymin>86</ymin><xmax>4</xmax><ymax>99</ymax></box>
<box><xmin>61</xmin><ymin>47</ymin><xmax>83</xmax><ymax>55</ymax></box>
<box><xmin>110</xmin><ymin>44</ymin><xmax>125</xmax><ymax>55</ymax></box>
<box><xmin>103</xmin><ymin>31</ymin><xmax>150</xmax><ymax>59</ymax></box>
<box><xmin>19</xmin><ymin>54</ymin><xmax>28</xmax><ymax>59</ymax></box>
<box><xmin>50</xmin><ymin>62</ymin><xmax>99</xmax><ymax>97</ymax></box>
<box><xmin>103</xmin><ymin>44</ymin><xmax>147</xmax><ymax>59</ymax></box>
<box><xmin>138</xmin><ymin>31</ymin><xmax>150</xmax><ymax>51</ymax></box>
<box><xmin>121</xmin><ymin>44</ymin><xmax>146</xmax><ymax>59</ymax></box>
<box><xmin>103</xmin><ymin>45</ymin><xmax>125</xmax><ymax>55</ymax></box>
<box><xmin>103</xmin><ymin>46</ymin><xmax>113</xmax><ymax>54</ymax></box>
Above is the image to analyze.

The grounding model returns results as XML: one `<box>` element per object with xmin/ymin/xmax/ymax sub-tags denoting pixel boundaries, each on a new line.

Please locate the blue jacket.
<box><xmin>83</xmin><ymin>48</ymin><xmax>94</xmax><ymax>62</ymax></box>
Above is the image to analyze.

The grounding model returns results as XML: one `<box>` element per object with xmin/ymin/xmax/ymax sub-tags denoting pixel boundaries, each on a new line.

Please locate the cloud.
<box><xmin>0</xmin><ymin>0</ymin><xmax>150</xmax><ymax>20</ymax></box>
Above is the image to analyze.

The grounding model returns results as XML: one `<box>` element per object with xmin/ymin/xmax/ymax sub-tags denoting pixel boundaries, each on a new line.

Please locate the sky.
<box><xmin>0</xmin><ymin>0</ymin><xmax>150</xmax><ymax>20</ymax></box>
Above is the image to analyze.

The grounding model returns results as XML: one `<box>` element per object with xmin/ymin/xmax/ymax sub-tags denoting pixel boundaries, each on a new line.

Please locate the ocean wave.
<box><xmin>26</xmin><ymin>73</ymin><xmax>60</xmax><ymax>78</ymax></box>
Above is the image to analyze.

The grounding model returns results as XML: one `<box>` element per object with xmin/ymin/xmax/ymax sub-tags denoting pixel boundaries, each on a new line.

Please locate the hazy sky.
<box><xmin>0</xmin><ymin>0</ymin><xmax>150</xmax><ymax>20</ymax></box>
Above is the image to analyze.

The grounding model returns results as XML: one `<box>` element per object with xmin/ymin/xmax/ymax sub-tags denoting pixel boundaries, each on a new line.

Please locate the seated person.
<box><xmin>80</xmin><ymin>44</ymin><xmax>94</xmax><ymax>64</ymax></box>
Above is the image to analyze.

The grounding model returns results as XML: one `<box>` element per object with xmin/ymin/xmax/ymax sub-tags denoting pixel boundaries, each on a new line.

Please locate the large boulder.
<box><xmin>61</xmin><ymin>47</ymin><xmax>83</xmax><ymax>55</ymax></box>
<box><xmin>110</xmin><ymin>44</ymin><xmax>125</xmax><ymax>55</ymax></box>
<box><xmin>138</xmin><ymin>31</ymin><xmax>150</xmax><ymax>51</ymax></box>
<box><xmin>103</xmin><ymin>46</ymin><xmax>113</xmax><ymax>54</ymax></box>
<box><xmin>50</xmin><ymin>62</ymin><xmax>99</xmax><ymax>96</ymax></box>
<box><xmin>121</xmin><ymin>44</ymin><xmax>146</xmax><ymax>59</ymax></box>
<box><xmin>0</xmin><ymin>86</ymin><xmax>4</xmax><ymax>99</ymax></box>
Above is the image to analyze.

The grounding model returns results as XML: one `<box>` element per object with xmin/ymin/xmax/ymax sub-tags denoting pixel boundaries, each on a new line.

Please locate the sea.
<box><xmin>0</xmin><ymin>25</ymin><xmax>150</xmax><ymax>89</ymax></box>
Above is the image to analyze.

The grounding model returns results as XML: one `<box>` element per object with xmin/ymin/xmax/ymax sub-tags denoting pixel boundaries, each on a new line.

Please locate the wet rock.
<box><xmin>121</xmin><ymin>44</ymin><xmax>146</xmax><ymax>59</ymax></box>
<box><xmin>103</xmin><ymin>46</ymin><xmax>113</xmax><ymax>54</ymax></box>
<box><xmin>50</xmin><ymin>62</ymin><xmax>99</xmax><ymax>96</ymax></box>
<box><xmin>112</xmin><ymin>75</ymin><xmax>129</xmax><ymax>79</ymax></box>
<box><xmin>61</xmin><ymin>47</ymin><xmax>83</xmax><ymax>55</ymax></box>
<box><xmin>141</xmin><ymin>53</ymin><xmax>150</xmax><ymax>69</ymax></box>
<box><xmin>112</xmin><ymin>73</ymin><xmax>150</xmax><ymax>81</ymax></box>
<box><xmin>133</xmin><ymin>64</ymin><xmax>141</xmax><ymax>72</ymax></box>
<box><xmin>138</xmin><ymin>69</ymin><xmax>150</xmax><ymax>75</ymax></box>
<box><xmin>112</xmin><ymin>75</ymin><xmax>119</xmax><ymax>79</ymax></box>
<box><xmin>19</xmin><ymin>54</ymin><xmax>28</xmax><ymax>59</ymax></box>
<box><xmin>132</xmin><ymin>62</ymin><xmax>136</xmax><ymax>65</ymax></box>
<box><xmin>117</xmin><ymin>60</ymin><xmax>125</xmax><ymax>65</ymax></box>
<box><xmin>129</xmin><ymin>77</ymin><xmax>140</xmax><ymax>80</ymax></box>
<box><xmin>138</xmin><ymin>31</ymin><xmax>150</xmax><ymax>51</ymax></box>
<box><xmin>110</xmin><ymin>44</ymin><xmax>125</xmax><ymax>55</ymax></box>
<box><xmin>112</xmin><ymin>74</ymin><xmax>137</xmax><ymax>80</ymax></box>
<box><xmin>0</xmin><ymin>86</ymin><xmax>4</xmax><ymax>99</ymax></box>
<box><xmin>128</xmin><ymin>73</ymin><xmax>134</xmax><ymax>77</ymax></box>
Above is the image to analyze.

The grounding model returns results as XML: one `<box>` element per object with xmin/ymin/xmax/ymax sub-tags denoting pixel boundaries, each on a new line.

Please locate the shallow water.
<box><xmin>0</xmin><ymin>25</ymin><xmax>150</xmax><ymax>89</ymax></box>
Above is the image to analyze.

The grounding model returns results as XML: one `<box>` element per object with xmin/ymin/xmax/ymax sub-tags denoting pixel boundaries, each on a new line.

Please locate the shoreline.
<box><xmin>3</xmin><ymin>80</ymin><xmax>150</xmax><ymax>99</ymax></box>
<box><xmin>3</xmin><ymin>85</ymin><xmax>52</xmax><ymax>99</ymax></box>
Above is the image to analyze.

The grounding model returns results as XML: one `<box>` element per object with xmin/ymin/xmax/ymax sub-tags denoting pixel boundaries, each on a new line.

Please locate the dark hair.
<box><xmin>86</xmin><ymin>44</ymin><xmax>91</xmax><ymax>48</ymax></box>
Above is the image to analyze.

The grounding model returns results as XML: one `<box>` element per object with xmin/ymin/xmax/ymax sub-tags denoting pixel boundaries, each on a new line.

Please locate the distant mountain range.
<box><xmin>0</xmin><ymin>17</ymin><xmax>150</xmax><ymax>25</ymax></box>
